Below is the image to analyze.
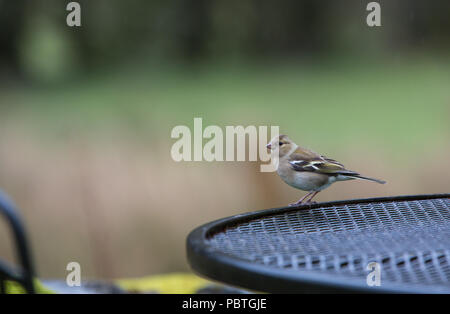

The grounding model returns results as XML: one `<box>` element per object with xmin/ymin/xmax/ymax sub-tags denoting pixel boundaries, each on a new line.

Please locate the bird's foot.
<box><xmin>291</xmin><ymin>190</ymin><xmax>320</xmax><ymax>206</ymax></box>
<box><xmin>289</xmin><ymin>201</ymin><xmax>317</xmax><ymax>208</ymax></box>
<box><xmin>289</xmin><ymin>200</ymin><xmax>310</xmax><ymax>206</ymax></box>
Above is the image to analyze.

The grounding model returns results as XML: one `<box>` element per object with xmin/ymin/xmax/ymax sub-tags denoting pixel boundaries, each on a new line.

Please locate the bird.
<box><xmin>266</xmin><ymin>135</ymin><xmax>386</xmax><ymax>206</ymax></box>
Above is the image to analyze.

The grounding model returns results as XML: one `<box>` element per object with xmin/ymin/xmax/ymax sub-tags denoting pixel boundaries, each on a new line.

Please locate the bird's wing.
<box><xmin>289</xmin><ymin>151</ymin><xmax>359</xmax><ymax>176</ymax></box>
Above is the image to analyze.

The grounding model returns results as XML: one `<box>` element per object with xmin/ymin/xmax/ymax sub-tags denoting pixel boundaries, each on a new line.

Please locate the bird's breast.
<box><xmin>278</xmin><ymin>167</ymin><xmax>331</xmax><ymax>191</ymax></box>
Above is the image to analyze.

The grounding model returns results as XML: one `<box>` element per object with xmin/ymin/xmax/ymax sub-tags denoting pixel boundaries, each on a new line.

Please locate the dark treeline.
<box><xmin>1</xmin><ymin>0</ymin><xmax>449</xmax><ymax>77</ymax></box>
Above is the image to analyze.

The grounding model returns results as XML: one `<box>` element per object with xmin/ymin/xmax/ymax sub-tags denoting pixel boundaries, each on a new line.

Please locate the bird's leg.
<box><xmin>305</xmin><ymin>191</ymin><xmax>319</xmax><ymax>204</ymax></box>
<box><xmin>290</xmin><ymin>191</ymin><xmax>314</xmax><ymax>206</ymax></box>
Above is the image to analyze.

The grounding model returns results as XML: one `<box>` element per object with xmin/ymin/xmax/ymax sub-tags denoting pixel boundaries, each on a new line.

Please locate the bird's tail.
<box><xmin>352</xmin><ymin>175</ymin><xmax>386</xmax><ymax>184</ymax></box>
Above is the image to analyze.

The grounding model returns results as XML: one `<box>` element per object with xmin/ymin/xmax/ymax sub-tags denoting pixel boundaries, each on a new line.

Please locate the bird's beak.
<box><xmin>266</xmin><ymin>143</ymin><xmax>272</xmax><ymax>150</ymax></box>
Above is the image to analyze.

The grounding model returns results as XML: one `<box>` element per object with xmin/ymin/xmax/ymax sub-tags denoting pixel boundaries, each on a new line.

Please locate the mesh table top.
<box><xmin>187</xmin><ymin>194</ymin><xmax>450</xmax><ymax>293</ymax></box>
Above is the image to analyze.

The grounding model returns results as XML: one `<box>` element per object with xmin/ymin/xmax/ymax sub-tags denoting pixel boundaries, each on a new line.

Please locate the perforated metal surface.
<box><xmin>187</xmin><ymin>194</ymin><xmax>450</xmax><ymax>293</ymax></box>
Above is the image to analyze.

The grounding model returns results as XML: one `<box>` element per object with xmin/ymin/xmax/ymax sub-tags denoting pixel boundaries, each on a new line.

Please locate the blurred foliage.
<box><xmin>1</xmin><ymin>0</ymin><xmax>450</xmax><ymax>81</ymax></box>
<box><xmin>4</xmin><ymin>58</ymin><xmax>450</xmax><ymax>154</ymax></box>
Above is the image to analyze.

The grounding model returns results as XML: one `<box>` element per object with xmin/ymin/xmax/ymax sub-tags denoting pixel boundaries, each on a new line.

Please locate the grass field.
<box><xmin>4</xmin><ymin>57</ymin><xmax>450</xmax><ymax>149</ymax></box>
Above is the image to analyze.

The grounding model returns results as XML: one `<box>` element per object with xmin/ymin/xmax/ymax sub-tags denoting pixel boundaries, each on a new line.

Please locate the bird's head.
<box><xmin>266</xmin><ymin>134</ymin><xmax>295</xmax><ymax>158</ymax></box>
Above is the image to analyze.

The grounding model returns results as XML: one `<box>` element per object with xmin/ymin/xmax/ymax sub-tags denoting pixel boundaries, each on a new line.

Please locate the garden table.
<box><xmin>187</xmin><ymin>194</ymin><xmax>450</xmax><ymax>293</ymax></box>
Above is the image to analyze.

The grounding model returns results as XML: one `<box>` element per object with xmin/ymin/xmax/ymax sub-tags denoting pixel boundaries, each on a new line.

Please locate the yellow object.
<box><xmin>3</xmin><ymin>273</ymin><xmax>212</xmax><ymax>294</ymax></box>
<box><xmin>116</xmin><ymin>272</ymin><xmax>211</xmax><ymax>294</ymax></box>
<box><xmin>4</xmin><ymin>279</ymin><xmax>54</xmax><ymax>294</ymax></box>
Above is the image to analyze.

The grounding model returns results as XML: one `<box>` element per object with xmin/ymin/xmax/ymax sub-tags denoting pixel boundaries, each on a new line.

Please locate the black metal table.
<box><xmin>187</xmin><ymin>194</ymin><xmax>450</xmax><ymax>293</ymax></box>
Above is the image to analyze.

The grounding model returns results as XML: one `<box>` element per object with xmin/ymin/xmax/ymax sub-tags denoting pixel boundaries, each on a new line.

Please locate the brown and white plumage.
<box><xmin>267</xmin><ymin>135</ymin><xmax>386</xmax><ymax>206</ymax></box>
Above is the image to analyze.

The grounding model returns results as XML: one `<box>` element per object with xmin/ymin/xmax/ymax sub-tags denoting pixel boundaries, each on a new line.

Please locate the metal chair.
<box><xmin>0</xmin><ymin>190</ymin><xmax>35</xmax><ymax>294</ymax></box>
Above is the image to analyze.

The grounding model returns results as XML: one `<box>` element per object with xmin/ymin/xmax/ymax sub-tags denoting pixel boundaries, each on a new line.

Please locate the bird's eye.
<box><xmin>279</xmin><ymin>141</ymin><xmax>284</xmax><ymax>146</ymax></box>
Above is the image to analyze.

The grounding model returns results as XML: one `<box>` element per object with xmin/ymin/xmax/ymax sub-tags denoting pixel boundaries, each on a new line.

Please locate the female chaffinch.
<box><xmin>267</xmin><ymin>135</ymin><xmax>386</xmax><ymax>206</ymax></box>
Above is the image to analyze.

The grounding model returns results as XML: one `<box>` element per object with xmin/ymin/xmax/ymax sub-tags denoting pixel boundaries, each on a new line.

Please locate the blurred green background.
<box><xmin>0</xmin><ymin>0</ymin><xmax>449</xmax><ymax>281</ymax></box>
